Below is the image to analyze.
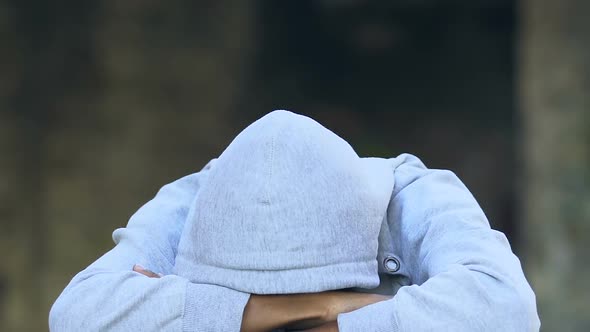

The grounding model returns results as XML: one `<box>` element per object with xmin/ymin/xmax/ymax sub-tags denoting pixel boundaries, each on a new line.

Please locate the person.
<box><xmin>49</xmin><ymin>110</ymin><xmax>541</xmax><ymax>331</ymax></box>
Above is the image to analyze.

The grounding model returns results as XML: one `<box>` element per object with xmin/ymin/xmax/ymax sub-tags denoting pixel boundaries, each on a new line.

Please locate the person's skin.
<box><xmin>133</xmin><ymin>265</ymin><xmax>391</xmax><ymax>332</ymax></box>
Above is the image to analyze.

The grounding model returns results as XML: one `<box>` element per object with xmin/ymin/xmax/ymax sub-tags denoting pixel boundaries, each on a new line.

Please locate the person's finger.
<box><xmin>133</xmin><ymin>264</ymin><xmax>162</xmax><ymax>278</ymax></box>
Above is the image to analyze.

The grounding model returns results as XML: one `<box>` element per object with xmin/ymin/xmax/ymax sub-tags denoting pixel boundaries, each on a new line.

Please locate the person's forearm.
<box><xmin>240</xmin><ymin>291</ymin><xmax>391</xmax><ymax>332</ymax></box>
<box><xmin>241</xmin><ymin>293</ymin><xmax>328</xmax><ymax>332</ymax></box>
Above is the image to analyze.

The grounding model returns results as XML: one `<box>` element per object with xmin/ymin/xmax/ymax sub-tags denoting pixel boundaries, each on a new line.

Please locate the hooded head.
<box><xmin>173</xmin><ymin>110</ymin><xmax>394</xmax><ymax>294</ymax></box>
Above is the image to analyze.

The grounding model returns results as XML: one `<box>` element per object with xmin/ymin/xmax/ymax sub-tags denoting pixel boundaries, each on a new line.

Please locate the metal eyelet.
<box><xmin>383</xmin><ymin>256</ymin><xmax>400</xmax><ymax>273</ymax></box>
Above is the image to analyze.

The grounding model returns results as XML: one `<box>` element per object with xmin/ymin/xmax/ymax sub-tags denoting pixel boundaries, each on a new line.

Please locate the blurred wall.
<box><xmin>0</xmin><ymin>0</ymin><xmax>587</xmax><ymax>331</ymax></box>
<box><xmin>1</xmin><ymin>1</ymin><xmax>255</xmax><ymax>330</ymax></box>
<box><xmin>520</xmin><ymin>0</ymin><xmax>590</xmax><ymax>330</ymax></box>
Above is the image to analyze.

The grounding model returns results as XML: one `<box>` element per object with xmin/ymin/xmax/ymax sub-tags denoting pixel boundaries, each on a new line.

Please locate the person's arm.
<box><xmin>49</xmin><ymin>159</ymin><xmax>389</xmax><ymax>332</ymax></box>
<box><xmin>134</xmin><ymin>265</ymin><xmax>391</xmax><ymax>332</ymax></box>
<box><xmin>49</xmin><ymin>160</ymin><xmax>254</xmax><ymax>331</ymax></box>
<box><xmin>337</xmin><ymin>154</ymin><xmax>541</xmax><ymax>331</ymax></box>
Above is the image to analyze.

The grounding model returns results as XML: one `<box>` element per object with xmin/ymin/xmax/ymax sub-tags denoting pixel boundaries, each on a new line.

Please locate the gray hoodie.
<box><xmin>49</xmin><ymin>110</ymin><xmax>541</xmax><ymax>331</ymax></box>
<box><xmin>174</xmin><ymin>110</ymin><xmax>394</xmax><ymax>294</ymax></box>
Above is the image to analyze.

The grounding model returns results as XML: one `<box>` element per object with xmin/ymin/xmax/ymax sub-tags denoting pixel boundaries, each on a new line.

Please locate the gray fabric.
<box><xmin>49</xmin><ymin>111</ymin><xmax>540</xmax><ymax>331</ymax></box>
<box><xmin>338</xmin><ymin>154</ymin><xmax>540</xmax><ymax>331</ymax></box>
<box><xmin>174</xmin><ymin>110</ymin><xmax>394</xmax><ymax>294</ymax></box>
<box><xmin>50</xmin><ymin>163</ymin><xmax>251</xmax><ymax>331</ymax></box>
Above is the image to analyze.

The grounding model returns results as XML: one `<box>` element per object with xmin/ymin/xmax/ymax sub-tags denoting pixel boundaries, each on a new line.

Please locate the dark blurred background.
<box><xmin>1</xmin><ymin>0</ymin><xmax>588</xmax><ymax>331</ymax></box>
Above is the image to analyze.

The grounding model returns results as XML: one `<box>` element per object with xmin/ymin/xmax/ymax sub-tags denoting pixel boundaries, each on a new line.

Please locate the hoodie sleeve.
<box><xmin>337</xmin><ymin>154</ymin><xmax>540</xmax><ymax>332</ymax></box>
<box><xmin>49</xmin><ymin>160</ymin><xmax>251</xmax><ymax>332</ymax></box>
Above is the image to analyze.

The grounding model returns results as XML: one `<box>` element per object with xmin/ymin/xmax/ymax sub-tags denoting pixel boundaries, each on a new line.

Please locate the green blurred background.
<box><xmin>1</xmin><ymin>0</ymin><xmax>588</xmax><ymax>331</ymax></box>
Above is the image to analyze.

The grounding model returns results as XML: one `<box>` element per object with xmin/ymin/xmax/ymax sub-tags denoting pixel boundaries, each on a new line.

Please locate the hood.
<box><xmin>173</xmin><ymin>110</ymin><xmax>394</xmax><ymax>294</ymax></box>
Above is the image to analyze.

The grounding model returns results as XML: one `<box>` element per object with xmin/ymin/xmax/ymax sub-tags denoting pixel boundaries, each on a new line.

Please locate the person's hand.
<box><xmin>322</xmin><ymin>291</ymin><xmax>391</xmax><ymax>322</ymax></box>
<box><xmin>245</xmin><ymin>291</ymin><xmax>391</xmax><ymax>332</ymax></box>
<box><xmin>133</xmin><ymin>264</ymin><xmax>162</xmax><ymax>278</ymax></box>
